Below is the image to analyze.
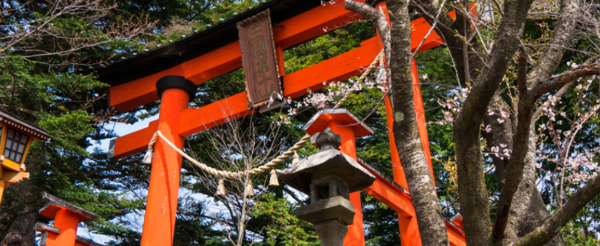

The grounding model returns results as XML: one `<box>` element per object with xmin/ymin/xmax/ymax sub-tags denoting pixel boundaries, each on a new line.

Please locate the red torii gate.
<box><xmin>98</xmin><ymin>0</ymin><xmax>466</xmax><ymax>245</ymax></box>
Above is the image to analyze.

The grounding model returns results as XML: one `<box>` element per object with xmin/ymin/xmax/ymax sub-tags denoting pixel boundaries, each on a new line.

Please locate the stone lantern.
<box><xmin>277</xmin><ymin>124</ymin><xmax>375</xmax><ymax>246</ymax></box>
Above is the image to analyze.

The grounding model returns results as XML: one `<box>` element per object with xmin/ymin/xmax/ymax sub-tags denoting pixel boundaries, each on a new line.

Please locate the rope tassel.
<box><xmin>269</xmin><ymin>169</ymin><xmax>279</xmax><ymax>187</ymax></box>
<box><xmin>142</xmin><ymin>148</ymin><xmax>154</xmax><ymax>164</ymax></box>
<box><xmin>245</xmin><ymin>180</ymin><xmax>255</xmax><ymax>197</ymax></box>
<box><xmin>216</xmin><ymin>179</ymin><xmax>227</xmax><ymax>196</ymax></box>
<box><xmin>292</xmin><ymin>151</ymin><xmax>300</xmax><ymax>165</ymax></box>
<box><xmin>142</xmin><ymin>133</ymin><xmax>159</xmax><ymax>164</ymax></box>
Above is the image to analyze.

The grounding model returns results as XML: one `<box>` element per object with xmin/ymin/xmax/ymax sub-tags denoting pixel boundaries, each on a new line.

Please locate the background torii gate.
<box><xmin>98</xmin><ymin>0</ymin><xmax>466</xmax><ymax>245</ymax></box>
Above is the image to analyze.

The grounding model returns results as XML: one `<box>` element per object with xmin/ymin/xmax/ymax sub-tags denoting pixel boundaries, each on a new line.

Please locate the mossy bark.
<box><xmin>387</xmin><ymin>0</ymin><xmax>450</xmax><ymax>245</ymax></box>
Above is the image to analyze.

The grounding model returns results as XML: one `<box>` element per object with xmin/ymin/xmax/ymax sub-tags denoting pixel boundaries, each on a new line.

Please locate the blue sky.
<box><xmin>78</xmin><ymin>114</ymin><xmax>158</xmax><ymax>244</ymax></box>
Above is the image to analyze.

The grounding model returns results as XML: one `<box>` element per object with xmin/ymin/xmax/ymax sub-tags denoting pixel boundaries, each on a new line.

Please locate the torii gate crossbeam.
<box><xmin>100</xmin><ymin>1</ymin><xmax>466</xmax><ymax>245</ymax></box>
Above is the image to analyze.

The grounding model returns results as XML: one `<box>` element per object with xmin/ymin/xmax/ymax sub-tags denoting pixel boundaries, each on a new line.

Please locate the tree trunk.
<box><xmin>7</xmin><ymin>180</ymin><xmax>39</xmax><ymax>246</ymax></box>
<box><xmin>501</xmin><ymin>120</ymin><xmax>565</xmax><ymax>245</ymax></box>
<box><xmin>483</xmin><ymin>95</ymin><xmax>566</xmax><ymax>246</ymax></box>
<box><xmin>481</xmin><ymin>93</ymin><xmax>513</xmax><ymax>191</ymax></box>
<box><xmin>387</xmin><ymin>0</ymin><xmax>449</xmax><ymax>245</ymax></box>
<box><xmin>519</xmin><ymin>187</ymin><xmax>566</xmax><ymax>246</ymax></box>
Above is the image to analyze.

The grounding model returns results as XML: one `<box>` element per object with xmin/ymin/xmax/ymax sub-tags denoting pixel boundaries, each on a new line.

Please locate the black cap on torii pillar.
<box><xmin>156</xmin><ymin>75</ymin><xmax>197</xmax><ymax>101</ymax></box>
<box><xmin>140</xmin><ymin>75</ymin><xmax>197</xmax><ymax>246</ymax></box>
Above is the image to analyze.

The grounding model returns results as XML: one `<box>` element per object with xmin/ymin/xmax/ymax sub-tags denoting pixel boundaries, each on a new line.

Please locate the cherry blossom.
<box><xmin>535</xmin><ymin>75</ymin><xmax>600</xmax><ymax>202</ymax></box>
<box><xmin>487</xmin><ymin>144</ymin><xmax>511</xmax><ymax>160</ymax></box>
<box><xmin>286</xmin><ymin>63</ymin><xmax>388</xmax><ymax>117</ymax></box>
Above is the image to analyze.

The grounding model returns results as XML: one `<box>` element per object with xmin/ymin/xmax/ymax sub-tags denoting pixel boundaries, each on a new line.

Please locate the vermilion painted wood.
<box><xmin>447</xmin><ymin>225</ymin><xmax>467</xmax><ymax>246</ymax></box>
<box><xmin>276</xmin><ymin>46</ymin><xmax>285</xmax><ymax>76</ymax></box>
<box><xmin>109</xmin><ymin>42</ymin><xmax>241</xmax><ymax>112</ymax></box>
<box><xmin>362</xmin><ymin>164</ymin><xmax>466</xmax><ymax>246</ymax></box>
<box><xmin>362</xmin><ymin>176</ymin><xmax>414</xmax><ymax>217</ymax></box>
<box><xmin>398</xmin><ymin>214</ymin><xmax>422</xmax><ymax>246</ymax></box>
<box><xmin>108</xmin><ymin>0</ymin><xmax>364</xmax><ymax>112</ymax></box>
<box><xmin>46</xmin><ymin>233</ymin><xmax>58</xmax><ymax>245</ymax></box>
<box><xmin>108</xmin><ymin>1</ymin><xmax>469</xmax><ymax>245</ymax></box>
<box><xmin>271</xmin><ymin>0</ymin><xmax>363</xmax><ymax>50</ymax></box>
<box><xmin>110</xmin><ymin>5</ymin><xmax>460</xmax><ymax>157</ymax></box>
<box><xmin>111</xmin><ymin>37</ymin><xmax>382</xmax><ymax>158</ymax></box>
<box><xmin>140</xmin><ymin>88</ymin><xmax>189</xmax><ymax>246</ymax></box>
<box><xmin>453</xmin><ymin>216</ymin><xmax>464</xmax><ymax>228</ymax></box>
<box><xmin>108</xmin><ymin>1</ymin><xmax>451</xmax><ymax>112</ymax></box>
<box><xmin>346</xmin><ymin>192</ymin><xmax>365</xmax><ymax>246</ymax></box>
<box><xmin>51</xmin><ymin>208</ymin><xmax>80</xmax><ymax>246</ymax></box>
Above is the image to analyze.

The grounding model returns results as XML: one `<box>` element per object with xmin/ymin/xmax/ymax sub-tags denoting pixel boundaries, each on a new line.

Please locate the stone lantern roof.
<box><xmin>277</xmin><ymin>128</ymin><xmax>375</xmax><ymax>194</ymax></box>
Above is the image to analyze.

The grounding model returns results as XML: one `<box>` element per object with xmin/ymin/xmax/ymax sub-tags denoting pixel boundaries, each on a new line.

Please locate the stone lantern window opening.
<box><xmin>310</xmin><ymin>175</ymin><xmax>350</xmax><ymax>204</ymax></box>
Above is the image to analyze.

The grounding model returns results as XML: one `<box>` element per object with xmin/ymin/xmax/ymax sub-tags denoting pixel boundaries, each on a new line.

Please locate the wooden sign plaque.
<box><xmin>237</xmin><ymin>9</ymin><xmax>282</xmax><ymax>109</ymax></box>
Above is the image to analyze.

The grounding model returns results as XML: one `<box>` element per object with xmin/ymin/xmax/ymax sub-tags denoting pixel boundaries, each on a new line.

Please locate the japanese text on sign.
<box><xmin>237</xmin><ymin>9</ymin><xmax>282</xmax><ymax>107</ymax></box>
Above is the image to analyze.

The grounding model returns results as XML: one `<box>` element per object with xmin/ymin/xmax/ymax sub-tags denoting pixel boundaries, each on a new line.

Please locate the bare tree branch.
<box><xmin>345</xmin><ymin>0</ymin><xmax>390</xmax><ymax>64</ymax></box>
<box><xmin>0</xmin><ymin>0</ymin><xmax>155</xmax><ymax>66</ymax></box>
<box><xmin>188</xmin><ymin>107</ymin><xmax>288</xmax><ymax>246</ymax></box>
<box><xmin>452</xmin><ymin>1</ymin><xmax>535</xmax><ymax>245</ymax></box>
<box><xmin>527</xmin><ymin>0</ymin><xmax>579</xmax><ymax>87</ymax></box>
<box><xmin>515</xmin><ymin>173</ymin><xmax>600</xmax><ymax>246</ymax></box>
<box><xmin>530</xmin><ymin>64</ymin><xmax>600</xmax><ymax>99</ymax></box>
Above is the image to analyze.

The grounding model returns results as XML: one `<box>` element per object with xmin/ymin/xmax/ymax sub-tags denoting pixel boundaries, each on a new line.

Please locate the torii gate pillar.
<box><xmin>140</xmin><ymin>76</ymin><xmax>196</xmax><ymax>246</ymax></box>
<box><xmin>100</xmin><ymin>1</ymin><xmax>469</xmax><ymax>245</ymax></box>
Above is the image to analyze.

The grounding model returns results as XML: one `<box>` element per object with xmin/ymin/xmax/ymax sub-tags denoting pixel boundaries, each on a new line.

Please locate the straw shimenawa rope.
<box><xmin>146</xmin><ymin>50</ymin><xmax>385</xmax><ymax>179</ymax></box>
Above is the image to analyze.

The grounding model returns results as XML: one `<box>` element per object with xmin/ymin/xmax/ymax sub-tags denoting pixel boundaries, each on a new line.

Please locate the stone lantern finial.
<box><xmin>315</xmin><ymin>128</ymin><xmax>341</xmax><ymax>151</ymax></box>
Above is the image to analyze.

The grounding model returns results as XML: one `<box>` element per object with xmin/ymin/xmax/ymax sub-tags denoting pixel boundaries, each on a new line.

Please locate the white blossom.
<box><xmin>288</xmin><ymin>108</ymin><xmax>298</xmax><ymax>116</ymax></box>
<box><xmin>482</xmin><ymin>124</ymin><xmax>492</xmax><ymax>133</ymax></box>
<box><xmin>502</xmin><ymin>148</ymin><xmax>511</xmax><ymax>158</ymax></box>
